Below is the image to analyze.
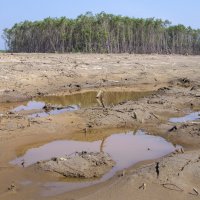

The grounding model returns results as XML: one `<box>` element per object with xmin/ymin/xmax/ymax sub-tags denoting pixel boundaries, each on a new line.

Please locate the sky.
<box><xmin>1</xmin><ymin>0</ymin><xmax>200</xmax><ymax>49</ymax></box>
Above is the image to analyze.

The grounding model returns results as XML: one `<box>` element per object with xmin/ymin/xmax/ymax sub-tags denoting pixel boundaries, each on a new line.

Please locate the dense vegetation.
<box><xmin>3</xmin><ymin>12</ymin><xmax>200</xmax><ymax>54</ymax></box>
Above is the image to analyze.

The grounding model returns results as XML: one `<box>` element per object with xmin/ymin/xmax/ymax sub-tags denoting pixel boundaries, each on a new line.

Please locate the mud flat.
<box><xmin>0</xmin><ymin>53</ymin><xmax>200</xmax><ymax>200</ymax></box>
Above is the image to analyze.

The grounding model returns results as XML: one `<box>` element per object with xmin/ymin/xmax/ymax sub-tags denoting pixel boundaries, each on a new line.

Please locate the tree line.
<box><xmin>3</xmin><ymin>12</ymin><xmax>200</xmax><ymax>54</ymax></box>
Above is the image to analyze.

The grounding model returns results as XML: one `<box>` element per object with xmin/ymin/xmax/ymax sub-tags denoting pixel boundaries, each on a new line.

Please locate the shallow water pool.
<box><xmin>11</xmin><ymin>130</ymin><xmax>179</xmax><ymax>196</ymax></box>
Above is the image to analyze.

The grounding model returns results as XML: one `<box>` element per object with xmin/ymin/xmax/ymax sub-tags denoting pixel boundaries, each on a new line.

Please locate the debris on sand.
<box><xmin>168</xmin><ymin>126</ymin><xmax>177</xmax><ymax>132</ymax></box>
<box><xmin>8</xmin><ymin>182</ymin><xmax>16</xmax><ymax>192</ymax></box>
<box><xmin>43</xmin><ymin>104</ymin><xmax>53</xmax><ymax>112</ymax></box>
<box><xmin>173</xmin><ymin>78</ymin><xmax>191</xmax><ymax>88</ymax></box>
<box><xmin>96</xmin><ymin>90</ymin><xmax>103</xmax><ymax>99</ymax></box>
<box><xmin>35</xmin><ymin>152</ymin><xmax>115</xmax><ymax>178</ymax></box>
<box><xmin>162</xmin><ymin>183</ymin><xmax>184</xmax><ymax>192</ymax></box>
<box><xmin>139</xmin><ymin>183</ymin><xmax>147</xmax><ymax>190</ymax></box>
<box><xmin>155</xmin><ymin>162</ymin><xmax>160</xmax><ymax>178</ymax></box>
<box><xmin>191</xmin><ymin>188</ymin><xmax>199</xmax><ymax>196</ymax></box>
<box><xmin>42</xmin><ymin>103</ymin><xmax>75</xmax><ymax>113</ymax></box>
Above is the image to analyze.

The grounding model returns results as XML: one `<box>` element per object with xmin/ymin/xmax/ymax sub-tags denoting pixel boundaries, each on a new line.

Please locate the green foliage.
<box><xmin>3</xmin><ymin>12</ymin><xmax>200</xmax><ymax>54</ymax></box>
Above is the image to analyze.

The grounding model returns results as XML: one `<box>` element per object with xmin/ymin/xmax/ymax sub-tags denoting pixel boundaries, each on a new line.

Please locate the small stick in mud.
<box><xmin>168</xmin><ymin>126</ymin><xmax>177</xmax><ymax>132</ymax></box>
<box><xmin>96</xmin><ymin>90</ymin><xmax>105</xmax><ymax>108</ymax></box>
<box><xmin>155</xmin><ymin>162</ymin><xmax>160</xmax><ymax>178</ymax></box>
<box><xmin>192</xmin><ymin>188</ymin><xmax>199</xmax><ymax>196</ymax></box>
<box><xmin>96</xmin><ymin>90</ymin><xmax>103</xmax><ymax>99</ymax></box>
<box><xmin>139</xmin><ymin>183</ymin><xmax>147</xmax><ymax>190</ymax></box>
<box><xmin>96</xmin><ymin>96</ymin><xmax>105</xmax><ymax>108</ymax></box>
<box><xmin>162</xmin><ymin>183</ymin><xmax>184</xmax><ymax>192</ymax></box>
<box><xmin>150</xmin><ymin>112</ymin><xmax>159</xmax><ymax>120</ymax></box>
<box><xmin>21</xmin><ymin>159</ymin><xmax>25</xmax><ymax>168</ymax></box>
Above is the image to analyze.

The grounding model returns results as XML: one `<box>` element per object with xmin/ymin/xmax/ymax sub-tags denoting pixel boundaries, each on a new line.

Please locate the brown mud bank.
<box><xmin>0</xmin><ymin>53</ymin><xmax>200</xmax><ymax>200</ymax></box>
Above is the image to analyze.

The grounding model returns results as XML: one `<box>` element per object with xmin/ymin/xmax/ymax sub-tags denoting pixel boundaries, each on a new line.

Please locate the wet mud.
<box><xmin>0</xmin><ymin>53</ymin><xmax>200</xmax><ymax>200</ymax></box>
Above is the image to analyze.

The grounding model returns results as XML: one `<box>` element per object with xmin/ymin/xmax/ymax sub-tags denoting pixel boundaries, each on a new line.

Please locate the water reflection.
<box><xmin>169</xmin><ymin>111</ymin><xmax>200</xmax><ymax>123</ymax></box>
<box><xmin>36</xmin><ymin>91</ymin><xmax>152</xmax><ymax>108</ymax></box>
<box><xmin>12</xmin><ymin>90</ymin><xmax>152</xmax><ymax>118</ymax></box>
<box><xmin>11</xmin><ymin>130</ymin><xmax>179</xmax><ymax>196</ymax></box>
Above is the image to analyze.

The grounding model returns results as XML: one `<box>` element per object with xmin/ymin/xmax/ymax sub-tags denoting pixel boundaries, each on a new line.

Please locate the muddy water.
<box><xmin>29</xmin><ymin>105</ymin><xmax>79</xmax><ymax>118</ymax></box>
<box><xmin>36</xmin><ymin>90</ymin><xmax>152</xmax><ymax>108</ymax></box>
<box><xmin>11</xmin><ymin>131</ymin><xmax>179</xmax><ymax>196</ymax></box>
<box><xmin>169</xmin><ymin>111</ymin><xmax>200</xmax><ymax>123</ymax></box>
<box><xmin>11</xmin><ymin>90</ymin><xmax>152</xmax><ymax>118</ymax></box>
<box><xmin>12</xmin><ymin>100</ymin><xmax>79</xmax><ymax>117</ymax></box>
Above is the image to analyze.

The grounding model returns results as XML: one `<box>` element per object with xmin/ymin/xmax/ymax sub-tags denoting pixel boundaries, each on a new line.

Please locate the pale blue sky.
<box><xmin>1</xmin><ymin>0</ymin><xmax>200</xmax><ymax>49</ymax></box>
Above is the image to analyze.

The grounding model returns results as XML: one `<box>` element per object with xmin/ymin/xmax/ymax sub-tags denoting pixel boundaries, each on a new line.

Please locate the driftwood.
<box><xmin>150</xmin><ymin>112</ymin><xmax>159</xmax><ymax>119</ymax></box>
<box><xmin>96</xmin><ymin>90</ymin><xmax>103</xmax><ymax>99</ymax></box>
<box><xmin>96</xmin><ymin>98</ymin><xmax>105</xmax><ymax>108</ymax></box>
<box><xmin>192</xmin><ymin>188</ymin><xmax>199</xmax><ymax>195</ymax></box>
<box><xmin>162</xmin><ymin>183</ymin><xmax>184</xmax><ymax>192</ymax></box>
<box><xmin>189</xmin><ymin>188</ymin><xmax>199</xmax><ymax>196</ymax></box>
<box><xmin>139</xmin><ymin>183</ymin><xmax>147</xmax><ymax>190</ymax></box>
<box><xmin>168</xmin><ymin>126</ymin><xmax>177</xmax><ymax>132</ymax></box>
<box><xmin>96</xmin><ymin>90</ymin><xmax>105</xmax><ymax>108</ymax></box>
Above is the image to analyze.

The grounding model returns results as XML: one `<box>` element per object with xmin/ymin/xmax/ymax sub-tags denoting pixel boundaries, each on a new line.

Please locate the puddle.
<box><xmin>36</xmin><ymin>90</ymin><xmax>152</xmax><ymax>108</ymax></box>
<box><xmin>12</xmin><ymin>101</ymin><xmax>79</xmax><ymax>118</ymax></box>
<box><xmin>169</xmin><ymin>111</ymin><xmax>200</xmax><ymax>123</ymax></box>
<box><xmin>11</xmin><ymin>130</ymin><xmax>179</xmax><ymax>196</ymax></box>
<box><xmin>12</xmin><ymin>90</ymin><xmax>152</xmax><ymax>118</ymax></box>
<box><xmin>13</xmin><ymin>101</ymin><xmax>45</xmax><ymax>112</ymax></box>
<box><xmin>29</xmin><ymin>105</ymin><xmax>79</xmax><ymax>118</ymax></box>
